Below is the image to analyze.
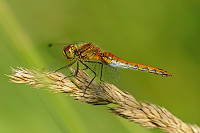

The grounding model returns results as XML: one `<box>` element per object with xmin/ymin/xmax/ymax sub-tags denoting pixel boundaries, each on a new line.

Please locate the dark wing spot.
<box><xmin>48</xmin><ymin>44</ymin><xmax>52</xmax><ymax>47</ymax></box>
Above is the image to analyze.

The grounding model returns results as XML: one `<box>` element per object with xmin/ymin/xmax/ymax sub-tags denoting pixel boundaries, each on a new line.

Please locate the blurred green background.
<box><xmin>1</xmin><ymin>0</ymin><xmax>200</xmax><ymax>133</ymax></box>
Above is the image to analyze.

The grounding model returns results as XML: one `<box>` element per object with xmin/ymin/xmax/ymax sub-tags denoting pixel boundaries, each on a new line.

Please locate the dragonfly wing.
<box><xmin>48</xmin><ymin>43</ymin><xmax>68</xmax><ymax>58</ymax></box>
<box><xmin>45</xmin><ymin>58</ymin><xmax>77</xmax><ymax>76</ymax></box>
<box><xmin>48</xmin><ymin>41</ymin><xmax>88</xmax><ymax>58</ymax></box>
<box><xmin>101</xmin><ymin>64</ymin><xmax>120</xmax><ymax>84</ymax></box>
<box><xmin>84</xmin><ymin>61</ymin><xmax>120</xmax><ymax>84</ymax></box>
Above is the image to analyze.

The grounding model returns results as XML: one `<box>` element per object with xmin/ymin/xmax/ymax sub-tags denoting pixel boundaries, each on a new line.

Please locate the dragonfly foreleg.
<box><xmin>55</xmin><ymin>59</ymin><xmax>77</xmax><ymax>72</ymax></box>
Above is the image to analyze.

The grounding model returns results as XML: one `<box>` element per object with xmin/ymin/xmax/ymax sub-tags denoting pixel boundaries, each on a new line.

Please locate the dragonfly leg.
<box><xmin>55</xmin><ymin>59</ymin><xmax>77</xmax><ymax>72</ymax></box>
<box><xmin>83</xmin><ymin>60</ymin><xmax>104</xmax><ymax>82</ymax></box>
<box><xmin>81</xmin><ymin>60</ymin><xmax>98</xmax><ymax>70</ymax></box>
<box><xmin>80</xmin><ymin>60</ymin><xmax>97</xmax><ymax>94</ymax></box>
<box><xmin>53</xmin><ymin>59</ymin><xmax>77</xmax><ymax>82</ymax></box>
<box><xmin>75</xmin><ymin>61</ymin><xmax>79</xmax><ymax>76</ymax></box>
<box><xmin>100</xmin><ymin>63</ymin><xmax>104</xmax><ymax>82</ymax></box>
<box><xmin>82</xmin><ymin>63</ymin><xmax>89</xmax><ymax>70</ymax></box>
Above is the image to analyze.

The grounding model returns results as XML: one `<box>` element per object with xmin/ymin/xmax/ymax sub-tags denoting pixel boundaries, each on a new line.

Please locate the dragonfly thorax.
<box><xmin>62</xmin><ymin>44</ymin><xmax>77</xmax><ymax>61</ymax></box>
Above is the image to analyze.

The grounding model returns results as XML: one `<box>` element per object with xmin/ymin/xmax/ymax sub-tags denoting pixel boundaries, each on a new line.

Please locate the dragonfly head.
<box><xmin>63</xmin><ymin>44</ymin><xmax>76</xmax><ymax>60</ymax></box>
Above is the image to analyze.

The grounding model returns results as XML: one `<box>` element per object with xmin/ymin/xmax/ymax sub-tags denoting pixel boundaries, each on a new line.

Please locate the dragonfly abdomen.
<box><xmin>103</xmin><ymin>52</ymin><xmax>171</xmax><ymax>77</ymax></box>
<box><xmin>110</xmin><ymin>60</ymin><xmax>171</xmax><ymax>77</ymax></box>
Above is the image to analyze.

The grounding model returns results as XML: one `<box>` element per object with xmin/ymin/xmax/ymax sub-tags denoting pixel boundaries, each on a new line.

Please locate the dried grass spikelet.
<box><xmin>7</xmin><ymin>67</ymin><xmax>200</xmax><ymax>133</ymax></box>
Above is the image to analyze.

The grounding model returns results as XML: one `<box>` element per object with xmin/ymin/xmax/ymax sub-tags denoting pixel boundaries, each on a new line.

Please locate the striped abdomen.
<box><xmin>102</xmin><ymin>52</ymin><xmax>171</xmax><ymax>77</ymax></box>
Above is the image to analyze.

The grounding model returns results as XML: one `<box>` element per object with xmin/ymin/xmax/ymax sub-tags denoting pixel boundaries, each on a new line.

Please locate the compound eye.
<box><xmin>64</xmin><ymin>44</ymin><xmax>71</xmax><ymax>51</ymax></box>
<box><xmin>63</xmin><ymin>44</ymin><xmax>75</xmax><ymax>60</ymax></box>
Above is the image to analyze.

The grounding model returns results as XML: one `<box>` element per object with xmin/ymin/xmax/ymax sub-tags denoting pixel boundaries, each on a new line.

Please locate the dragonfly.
<box><xmin>49</xmin><ymin>42</ymin><xmax>171</xmax><ymax>88</ymax></box>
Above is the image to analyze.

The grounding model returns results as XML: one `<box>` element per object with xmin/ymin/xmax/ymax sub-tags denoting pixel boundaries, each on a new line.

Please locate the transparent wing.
<box><xmin>84</xmin><ymin>61</ymin><xmax>120</xmax><ymax>84</ymax></box>
<box><xmin>48</xmin><ymin>41</ymin><xmax>87</xmax><ymax>58</ymax></box>
<box><xmin>44</xmin><ymin>58</ymin><xmax>77</xmax><ymax>76</ymax></box>
<box><xmin>48</xmin><ymin>43</ymin><xmax>67</xmax><ymax>58</ymax></box>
